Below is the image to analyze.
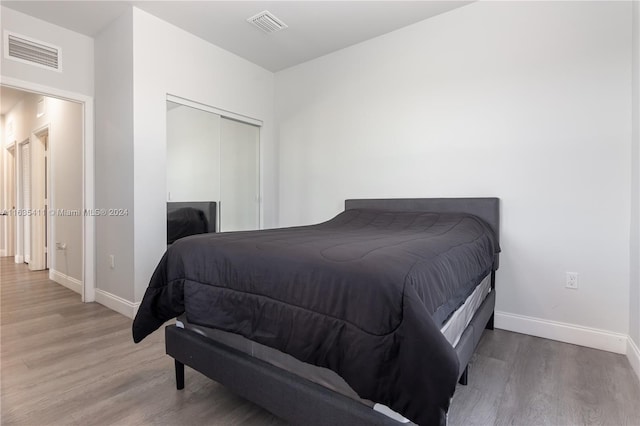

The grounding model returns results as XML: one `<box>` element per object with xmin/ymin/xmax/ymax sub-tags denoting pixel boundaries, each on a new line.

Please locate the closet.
<box><xmin>166</xmin><ymin>99</ymin><xmax>260</xmax><ymax>232</ymax></box>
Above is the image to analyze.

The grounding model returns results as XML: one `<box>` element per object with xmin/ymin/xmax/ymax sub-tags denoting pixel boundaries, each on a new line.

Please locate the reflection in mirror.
<box><xmin>166</xmin><ymin>102</ymin><xmax>220</xmax><ymax>202</ymax></box>
<box><xmin>220</xmin><ymin>118</ymin><xmax>259</xmax><ymax>232</ymax></box>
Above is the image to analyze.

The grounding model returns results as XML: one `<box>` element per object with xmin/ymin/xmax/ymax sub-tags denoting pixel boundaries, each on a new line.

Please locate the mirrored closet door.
<box><xmin>166</xmin><ymin>99</ymin><xmax>259</xmax><ymax>233</ymax></box>
<box><xmin>220</xmin><ymin>118</ymin><xmax>259</xmax><ymax>232</ymax></box>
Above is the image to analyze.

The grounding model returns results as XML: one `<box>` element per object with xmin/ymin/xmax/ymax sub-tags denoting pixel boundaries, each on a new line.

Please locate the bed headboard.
<box><xmin>167</xmin><ymin>201</ymin><xmax>217</xmax><ymax>233</ymax></box>
<box><xmin>345</xmin><ymin>197</ymin><xmax>500</xmax><ymax>268</ymax></box>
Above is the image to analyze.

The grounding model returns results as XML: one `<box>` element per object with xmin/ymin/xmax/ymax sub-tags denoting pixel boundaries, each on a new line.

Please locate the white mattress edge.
<box><xmin>440</xmin><ymin>274</ymin><xmax>492</xmax><ymax>347</ymax></box>
<box><xmin>373</xmin><ymin>403</ymin><xmax>411</xmax><ymax>423</ymax></box>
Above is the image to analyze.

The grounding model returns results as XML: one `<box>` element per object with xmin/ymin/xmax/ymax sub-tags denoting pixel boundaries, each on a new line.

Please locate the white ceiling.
<box><xmin>1</xmin><ymin>1</ymin><xmax>472</xmax><ymax>72</ymax></box>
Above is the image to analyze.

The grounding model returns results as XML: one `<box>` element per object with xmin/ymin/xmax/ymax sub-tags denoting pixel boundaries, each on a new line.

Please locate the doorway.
<box><xmin>0</xmin><ymin>75</ymin><xmax>96</xmax><ymax>302</ymax></box>
<box><xmin>0</xmin><ymin>81</ymin><xmax>93</xmax><ymax>301</ymax></box>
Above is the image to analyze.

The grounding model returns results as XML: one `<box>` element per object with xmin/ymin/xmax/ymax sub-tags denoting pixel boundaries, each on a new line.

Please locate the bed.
<box><xmin>135</xmin><ymin>197</ymin><xmax>500</xmax><ymax>426</ymax></box>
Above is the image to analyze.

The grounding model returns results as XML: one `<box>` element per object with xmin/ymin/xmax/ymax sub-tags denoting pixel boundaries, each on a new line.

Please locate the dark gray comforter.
<box><xmin>133</xmin><ymin>209</ymin><xmax>499</xmax><ymax>426</ymax></box>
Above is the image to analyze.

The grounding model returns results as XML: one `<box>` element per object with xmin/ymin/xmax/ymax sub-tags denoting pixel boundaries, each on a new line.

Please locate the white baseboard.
<box><xmin>94</xmin><ymin>289</ymin><xmax>140</xmax><ymax>319</ymax></box>
<box><xmin>495</xmin><ymin>311</ymin><xmax>628</xmax><ymax>354</ymax></box>
<box><xmin>49</xmin><ymin>269</ymin><xmax>82</xmax><ymax>295</ymax></box>
<box><xmin>0</xmin><ymin>249</ymin><xmax>6</xmax><ymax>256</ymax></box>
<box><xmin>628</xmin><ymin>337</ymin><xmax>640</xmax><ymax>381</ymax></box>
<box><xmin>14</xmin><ymin>255</ymin><xmax>23</xmax><ymax>264</ymax></box>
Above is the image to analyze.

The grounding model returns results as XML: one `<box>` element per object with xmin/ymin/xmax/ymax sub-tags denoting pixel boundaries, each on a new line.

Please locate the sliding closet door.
<box><xmin>166</xmin><ymin>102</ymin><xmax>221</xmax><ymax>202</ymax></box>
<box><xmin>166</xmin><ymin>98</ymin><xmax>260</xmax><ymax>233</ymax></box>
<box><xmin>219</xmin><ymin>118</ymin><xmax>259</xmax><ymax>232</ymax></box>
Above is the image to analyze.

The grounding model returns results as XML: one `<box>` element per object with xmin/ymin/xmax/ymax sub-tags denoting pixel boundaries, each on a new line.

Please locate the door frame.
<box><xmin>30</xmin><ymin>124</ymin><xmax>51</xmax><ymax>271</ymax></box>
<box><xmin>16</xmin><ymin>137</ymin><xmax>31</xmax><ymax>264</ymax></box>
<box><xmin>1</xmin><ymin>76</ymin><xmax>95</xmax><ymax>302</ymax></box>
<box><xmin>3</xmin><ymin>143</ymin><xmax>16</xmax><ymax>258</ymax></box>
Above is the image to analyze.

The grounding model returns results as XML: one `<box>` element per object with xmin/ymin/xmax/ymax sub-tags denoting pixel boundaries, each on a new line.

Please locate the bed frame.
<box><xmin>165</xmin><ymin>197</ymin><xmax>500</xmax><ymax>425</ymax></box>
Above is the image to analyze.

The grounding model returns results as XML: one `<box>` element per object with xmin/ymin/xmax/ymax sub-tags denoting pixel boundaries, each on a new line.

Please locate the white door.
<box><xmin>29</xmin><ymin>130</ymin><xmax>47</xmax><ymax>271</ymax></box>
<box><xmin>220</xmin><ymin>118</ymin><xmax>259</xmax><ymax>232</ymax></box>
<box><xmin>20</xmin><ymin>142</ymin><xmax>31</xmax><ymax>263</ymax></box>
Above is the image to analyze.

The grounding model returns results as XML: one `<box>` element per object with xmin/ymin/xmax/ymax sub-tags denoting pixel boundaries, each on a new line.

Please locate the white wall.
<box><xmin>276</xmin><ymin>2</ymin><xmax>632</xmax><ymax>343</ymax></box>
<box><xmin>0</xmin><ymin>6</ymin><xmax>94</xmax><ymax>97</ymax></box>
<box><xmin>94</xmin><ymin>9</ymin><xmax>134</xmax><ymax>302</ymax></box>
<box><xmin>630</xmin><ymin>0</ymin><xmax>640</xmax><ymax>374</ymax></box>
<box><xmin>131</xmin><ymin>7</ymin><xmax>276</xmax><ymax>302</ymax></box>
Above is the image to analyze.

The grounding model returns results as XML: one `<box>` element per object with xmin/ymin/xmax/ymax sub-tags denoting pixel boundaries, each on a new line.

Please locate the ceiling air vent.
<box><xmin>4</xmin><ymin>31</ymin><xmax>61</xmax><ymax>72</ymax></box>
<box><xmin>247</xmin><ymin>11</ymin><xmax>288</xmax><ymax>34</ymax></box>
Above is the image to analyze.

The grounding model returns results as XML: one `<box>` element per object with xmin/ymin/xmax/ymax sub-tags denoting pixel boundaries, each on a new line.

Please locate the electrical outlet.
<box><xmin>566</xmin><ymin>272</ymin><xmax>578</xmax><ymax>289</ymax></box>
<box><xmin>109</xmin><ymin>255</ymin><xmax>115</xmax><ymax>269</ymax></box>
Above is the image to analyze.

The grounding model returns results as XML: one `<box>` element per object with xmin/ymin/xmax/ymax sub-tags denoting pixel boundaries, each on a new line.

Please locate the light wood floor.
<box><xmin>2</xmin><ymin>257</ymin><xmax>639</xmax><ymax>426</ymax></box>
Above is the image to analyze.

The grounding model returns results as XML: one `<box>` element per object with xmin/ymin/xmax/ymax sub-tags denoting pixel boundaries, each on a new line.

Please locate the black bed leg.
<box><xmin>485</xmin><ymin>312</ymin><xmax>495</xmax><ymax>330</ymax></box>
<box><xmin>458</xmin><ymin>366</ymin><xmax>468</xmax><ymax>386</ymax></box>
<box><xmin>175</xmin><ymin>359</ymin><xmax>185</xmax><ymax>390</ymax></box>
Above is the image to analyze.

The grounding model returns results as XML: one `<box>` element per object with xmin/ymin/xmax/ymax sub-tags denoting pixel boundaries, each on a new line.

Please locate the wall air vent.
<box><xmin>247</xmin><ymin>11</ymin><xmax>288</xmax><ymax>34</ymax></box>
<box><xmin>4</xmin><ymin>31</ymin><xmax>62</xmax><ymax>72</ymax></box>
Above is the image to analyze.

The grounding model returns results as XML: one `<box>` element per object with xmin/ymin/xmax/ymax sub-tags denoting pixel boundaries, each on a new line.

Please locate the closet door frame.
<box><xmin>166</xmin><ymin>95</ymin><xmax>262</xmax><ymax>127</ymax></box>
